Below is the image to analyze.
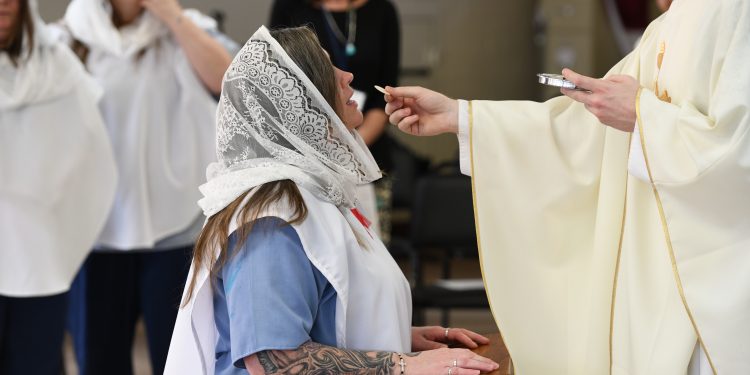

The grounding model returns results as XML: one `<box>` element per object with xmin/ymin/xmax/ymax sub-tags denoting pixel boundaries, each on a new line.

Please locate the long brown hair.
<box><xmin>183</xmin><ymin>26</ymin><xmax>341</xmax><ymax>304</ymax></box>
<box><xmin>1</xmin><ymin>0</ymin><xmax>34</xmax><ymax>67</ymax></box>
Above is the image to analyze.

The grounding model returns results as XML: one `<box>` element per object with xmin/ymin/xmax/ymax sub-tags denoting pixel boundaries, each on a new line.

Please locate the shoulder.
<box><xmin>44</xmin><ymin>21</ymin><xmax>74</xmax><ymax>47</ymax></box>
<box><xmin>226</xmin><ymin>217</ymin><xmax>304</xmax><ymax>268</ymax></box>
<box><xmin>231</xmin><ymin>216</ymin><xmax>300</xmax><ymax>246</ymax></box>
<box><xmin>682</xmin><ymin>0</ymin><xmax>747</xmax><ymax>21</ymax></box>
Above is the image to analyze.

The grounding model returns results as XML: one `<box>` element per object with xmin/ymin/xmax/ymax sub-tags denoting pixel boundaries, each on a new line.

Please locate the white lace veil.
<box><xmin>198</xmin><ymin>26</ymin><xmax>382</xmax><ymax>218</ymax></box>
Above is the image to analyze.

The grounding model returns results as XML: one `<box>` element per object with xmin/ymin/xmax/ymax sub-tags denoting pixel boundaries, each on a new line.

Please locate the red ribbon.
<box><xmin>350</xmin><ymin>208</ymin><xmax>371</xmax><ymax>229</ymax></box>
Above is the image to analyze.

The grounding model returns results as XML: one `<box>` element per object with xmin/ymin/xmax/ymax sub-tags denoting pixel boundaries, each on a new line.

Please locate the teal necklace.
<box><xmin>322</xmin><ymin>7</ymin><xmax>357</xmax><ymax>57</ymax></box>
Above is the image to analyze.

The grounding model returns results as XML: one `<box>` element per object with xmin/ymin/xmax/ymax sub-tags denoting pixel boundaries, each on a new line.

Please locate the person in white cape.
<box><xmin>0</xmin><ymin>0</ymin><xmax>117</xmax><ymax>373</ymax></box>
<box><xmin>385</xmin><ymin>0</ymin><xmax>749</xmax><ymax>374</ymax></box>
<box><xmin>165</xmin><ymin>25</ymin><xmax>499</xmax><ymax>375</ymax></box>
<box><xmin>50</xmin><ymin>0</ymin><xmax>232</xmax><ymax>373</ymax></box>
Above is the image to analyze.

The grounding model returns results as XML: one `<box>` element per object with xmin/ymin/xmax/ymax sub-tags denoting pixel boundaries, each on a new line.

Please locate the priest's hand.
<box><xmin>561</xmin><ymin>68</ymin><xmax>640</xmax><ymax>133</ymax></box>
<box><xmin>384</xmin><ymin>86</ymin><xmax>459</xmax><ymax>136</ymax></box>
<box><xmin>411</xmin><ymin>326</ymin><xmax>491</xmax><ymax>351</ymax></box>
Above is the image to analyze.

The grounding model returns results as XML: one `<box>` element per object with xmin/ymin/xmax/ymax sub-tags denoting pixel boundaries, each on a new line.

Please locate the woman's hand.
<box><xmin>403</xmin><ymin>347</ymin><xmax>499</xmax><ymax>375</ymax></box>
<box><xmin>384</xmin><ymin>86</ymin><xmax>459</xmax><ymax>136</ymax></box>
<box><xmin>141</xmin><ymin>0</ymin><xmax>183</xmax><ymax>28</ymax></box>
<box><xmin>561</xmin><ymin>68</ymin><xmax>640</xmax><ymax>133</ymax></box>
<box><xmin>412</xmin><ymin>326</ymin><xmax>491</xmax><ymax>351</ymax></box>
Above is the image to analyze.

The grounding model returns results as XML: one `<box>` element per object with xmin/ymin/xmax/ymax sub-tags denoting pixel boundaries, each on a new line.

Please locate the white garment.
<box><xmin>61</xmin><ymin>1</ymin><xmax>219</xmax><ymax>250</ymax></box>
<box><xmin>0</xmin><ymin>0</ymin><xmax>117</xmax><ymax>297</ymax></box>
<box><xmin>164</xmin><ymin>187</ymin><xmax>412</xmax><ymax>374</ymax></box>
<box><xmin>354</xmin><ymin>183</ymin><xmax>381</xmax><ymax>237</ymax></box>
<box><xmin>456</xmin><ymin>100</ymin><xmax>712</xmax><ymax>374</ymax></box>
<box><xmin>460</xmin><ymin>100</ymin><xmax>652</xmax><ymax>183</ymax></box>
<box><xmin>0</xmin><ymin>0</ymin><xmax>79</xmax><ymax>110</ymax></box>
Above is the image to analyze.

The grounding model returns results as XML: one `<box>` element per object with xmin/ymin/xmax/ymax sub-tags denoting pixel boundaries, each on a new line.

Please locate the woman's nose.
<box><xmin>343</xmin><ymin>71</ymin><xmax>354</xmax><ymax>86</ymax></box>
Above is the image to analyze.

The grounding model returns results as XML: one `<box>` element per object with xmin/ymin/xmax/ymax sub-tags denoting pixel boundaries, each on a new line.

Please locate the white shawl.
<box><xmin>0</xmin><ymin>0</ymin><xmax>117</xmax><ymax>297</ymax></box>
<box><xmin>63</xmin><ymin>0</ymin><xmax>219</xmax><ymax>249</ymax></box>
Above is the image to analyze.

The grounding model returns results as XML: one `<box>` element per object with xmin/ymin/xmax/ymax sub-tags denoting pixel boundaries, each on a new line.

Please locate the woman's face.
<box><xmin>0</xmin><ymin>0</ymin><xmax>20</xmax><ymax>47</ymax></box>
<box><xmin>334</xmin><ymin>66</ymin><xmax>364</xmax><ymax>130</ymax></box>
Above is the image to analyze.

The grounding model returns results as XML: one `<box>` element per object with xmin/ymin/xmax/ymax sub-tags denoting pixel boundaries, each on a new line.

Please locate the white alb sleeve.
<box><xmin>628</xmin><ymin>121</ymin><xmax>650</xmax><ymax>182</ymax></box>
<box><xmin>457</xmin><ymin>99</ymin><xmax>472</xmax><ymax>176</ymax></box>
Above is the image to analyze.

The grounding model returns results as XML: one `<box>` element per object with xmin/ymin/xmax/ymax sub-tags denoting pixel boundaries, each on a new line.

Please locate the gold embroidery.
<box><xmin>657</xmin><ymin>42</ymin><xmax>666</xmax><ymax>69</ymax></box>
<box><xmin>654</xmin><ymin>42</ymin><xmax>672</xmax><ymax>103</ymax></box>
<box><xmin>655</xmin><ymin>82</ymin><xmax>672</xmax><ymax>103</ymax></box>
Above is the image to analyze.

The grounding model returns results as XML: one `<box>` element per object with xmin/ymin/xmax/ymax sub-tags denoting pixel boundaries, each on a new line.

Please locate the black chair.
<box><xmin>407</xmin><ymin>173</ymin><xmax>489</xmax><ymax>326</ymax></box>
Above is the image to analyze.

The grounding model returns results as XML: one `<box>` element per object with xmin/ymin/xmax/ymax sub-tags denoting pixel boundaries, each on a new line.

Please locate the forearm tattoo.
<box><xmin>256</xmin><ymin>341</ymin><xmax>400</xmax><ymax>374</ymax></box>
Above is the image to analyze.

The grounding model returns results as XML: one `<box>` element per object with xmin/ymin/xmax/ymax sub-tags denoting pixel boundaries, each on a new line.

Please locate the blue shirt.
<box><xmin>213</xmin><ymin>217</ymin><xmax>337</xmax><ymax>374</ymax></box>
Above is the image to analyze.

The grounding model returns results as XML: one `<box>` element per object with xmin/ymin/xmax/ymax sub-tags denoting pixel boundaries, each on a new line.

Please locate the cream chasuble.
<box><xmin>467</xmin><ymin>0</ymin><xmax>749</xmax><ymax>374</ymax></box>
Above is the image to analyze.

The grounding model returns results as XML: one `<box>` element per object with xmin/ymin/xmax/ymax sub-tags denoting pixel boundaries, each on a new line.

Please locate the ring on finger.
<box><xmin>444</xmin><ymin>327</ymin><xmax>450</xmax><ymax>339</ymax></box>
<box><xmin>453</xmin><ymin>359</ymin><xmax>458</xmax><ymax>367</ymax></box>
<box><xmin>447</xmin><ymin>367</ymin><xmax>453</xmax><ymax>375</ymax></box>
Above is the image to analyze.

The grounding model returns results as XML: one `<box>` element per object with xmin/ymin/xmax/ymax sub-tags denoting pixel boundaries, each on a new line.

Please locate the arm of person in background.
<box><xmin>142</xmin><ymin>0</ymin><xmax>232</xmax><ymax>95</ymax></box>
<box><xmin>244</xmin><ymin>341</ymin><xmax>498</xmax><ymax>375</ymax></box>
<box><xmin>357</xmin><ymin>1</ymin><xmax>401</xmax><ymax>145</ymax></box>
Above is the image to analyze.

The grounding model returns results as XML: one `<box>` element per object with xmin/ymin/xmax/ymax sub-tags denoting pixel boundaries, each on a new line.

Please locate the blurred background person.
<box><xmin>270</xmin><ymin>0</ymin><xmax>401</xmax><ymax>239</ymax></box>
<box><xmin>51</xmin><ymin>0</ymin><xmax>231</xmax><ymax>373</ymax></box>
<box><xmin>0</xmin><ymin>0</ymin><xmax>116</xmax><ymax>374</ymax></box>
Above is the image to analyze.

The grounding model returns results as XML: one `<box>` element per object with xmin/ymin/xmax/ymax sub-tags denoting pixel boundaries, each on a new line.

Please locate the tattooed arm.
<box><xmin>244</xmin><ymin>341</ymin><xmax>397</xmax><ymax>375</ymax></box>
<box><xmin>242</xmin><ymin>340</ymin><xmax>499</xmax><ymax>375</ymax></box>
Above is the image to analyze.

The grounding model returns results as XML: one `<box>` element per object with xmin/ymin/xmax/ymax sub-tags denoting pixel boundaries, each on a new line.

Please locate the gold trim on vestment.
<box><xmin>609</xmin><ymin>133</ymin><xmax>632</xmax><ymax>374</ymax></box>
<box><xmin>635</xmin><ymin>88</ymin><xmax>718</xmax><ymax>375</ymax></box>
<box><xmin>468</xmin><ymin>100</ymin><xmax>515</xmax><ymax>374</ymax></box>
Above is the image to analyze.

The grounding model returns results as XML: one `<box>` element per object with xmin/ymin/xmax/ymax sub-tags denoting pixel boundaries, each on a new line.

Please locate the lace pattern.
<box><xmin>199</xmin><ymin>26</ymin><xmax>381</xmax><ymax>217</ymax></box>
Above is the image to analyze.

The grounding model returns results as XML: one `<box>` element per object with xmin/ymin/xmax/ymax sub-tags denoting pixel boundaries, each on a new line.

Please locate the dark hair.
<box><xmin>183</xmin><ymin>26</ymin><xmax>338</xmax><ymax>305</ymax></box>
<box><xmin>1</xmin><ymin>0</ymin><xmax>34</xmax><ymax>67</ymax></box>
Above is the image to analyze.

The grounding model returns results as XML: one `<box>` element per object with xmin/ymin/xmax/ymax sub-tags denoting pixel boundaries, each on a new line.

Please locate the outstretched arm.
<box><xmin>244</xmin><ymin>341</ymin><xmax>499</xmax><ymax>375</ymax></box>
<box><xmin>142</xmin><ymin>0</ymin><xmax>232</xmax><ymax>95</ymax></box>
<box><xmin>246</xmin><ymin>341</ymin><xmax>395</xmax><ymax>375</ymax></box>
